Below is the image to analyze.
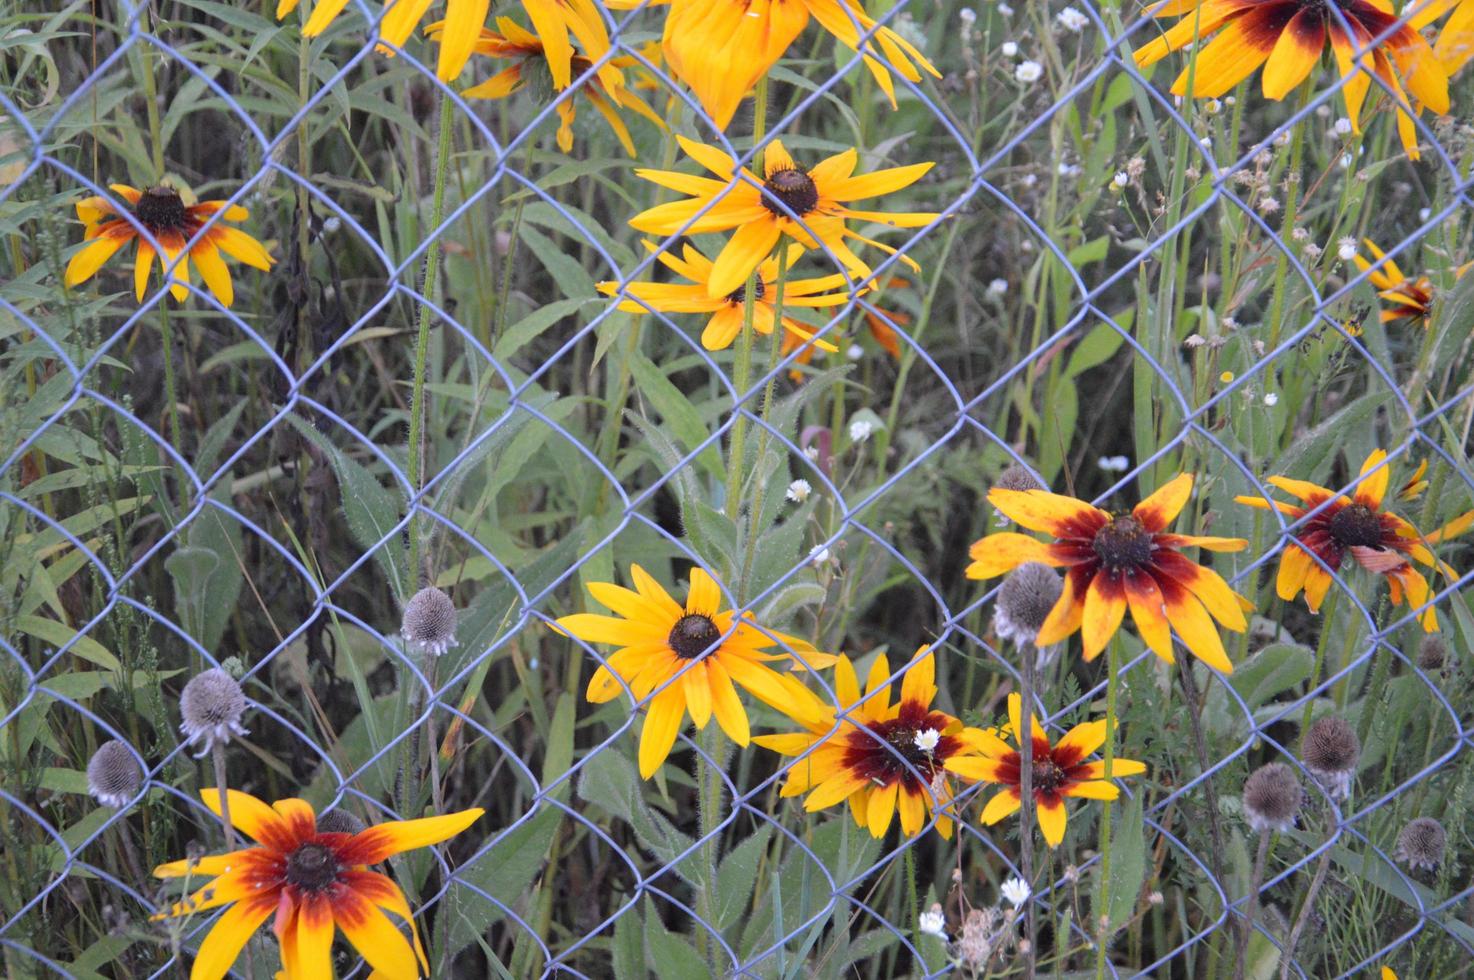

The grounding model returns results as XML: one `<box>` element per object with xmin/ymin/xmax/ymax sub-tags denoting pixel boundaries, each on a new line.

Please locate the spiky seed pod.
<box><xmin>994</xmin><ymin>562</ymin><xmax>1063</xmax><ymax>649</ymax></box>
<box><xmin>1243</xmin><ymin>762</ymin><xmax>1303</xmax><ymax>833</ymax></box>
<box><xmin>316</xmin><ymin>809</ymin><xmax>366</xmax><ymax>835</ymax></box>
<box><xmin>1394</xmin><ymin>817</ymin><xmax>1446</xmax><ymax>871</ymax></box>
<box><xmin>1301</xmin><ymin>716</ymin><xmax>1360</xmax><ymax>800</ymax></box>
<box><xmin>87</xmin><ymin>740</ymin><xmax>143</xmax><ymax>808</ymax></box>
<box><xmin>402</xmin><ymin>586</ymin><xmax>458</xmax><ymax>657</ymax></box>
<box><xmin>179</xmin><ymin>668</ymin><xmax>249</xmax><ymax>757</ymax></box>
<box><xmin>1417</xmin><ymin>635</ymin><xmax>1447</xmax><ymax>672</ymax></box>
<box><xmin>994</xmin><ymin>465</ymin><xmax>1044</xmax><ymax>494</ymax></box>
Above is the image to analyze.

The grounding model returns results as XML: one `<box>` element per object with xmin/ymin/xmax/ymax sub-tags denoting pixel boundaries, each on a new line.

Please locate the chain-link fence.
<box><xmin>2</xmin><ymin>0</ymin><xmax>1473</xmax><ymax>976</ymax></box>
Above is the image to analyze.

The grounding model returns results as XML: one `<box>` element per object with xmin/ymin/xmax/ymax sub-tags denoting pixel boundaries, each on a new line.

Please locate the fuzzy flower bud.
<box><xmin>1243</xmin><ymin>762</ymin><xmax>1302</xmax><ymax>833</ymax></box>
<box><xmin>402</xmin><ymin>586</ymin><xmax>458</xmax><ymax>658</ymax></box>
<box><xmin>87</xmin><ymin>740</ymin><xmax>144</xmax><ymax>809</ymax></box>
<box><xmin>1394</xmin><ymin>817</ymin><xmax>1446</xmax><ymax>871</ymax></box>
<box><xmin>994</xmin><ymin>562</ymin><xmax>1063</xmax><ymax>659</ymax></box>
<box><xmin>1417</xmin><ymin>635</ymin><xmax>1447</xmax><ymax>671</ymax></box>
<box><xmin>1301</xmin><ymin>716</ymin><xmax>1359</xmax><ymax>800</ymax></box>
<box><xmin>316</xmin><ymin>809</ymin><xmax>366</xmax><ymax>835</ymax></box>
<box><xmin>179</xmin><ymin>668</ymin><xmax>249</xmax><ymax>757</ymax></box>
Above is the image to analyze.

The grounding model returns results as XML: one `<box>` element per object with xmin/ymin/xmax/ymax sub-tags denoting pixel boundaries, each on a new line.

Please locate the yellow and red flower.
<box><xmin>556</xmin><ymin>564</ymin><xmax>835</xmax><ymax>778</ymax></box>
<box><xmin>598</xmin><ymin>241</ymin><xmax>848</xmax><ymax>351</ymax></box>
<box><xmin>754</xmin><ymin>649</ymin><xmax>983</xmax><ymax>838</ymax></box>
<box><xmin>780</xmin><ymin>281</ymin><xmax>909</xmax><ymax>378</ymax></box>
<box><xmin>64</xmin><ymin>184</ymin><xmax>273</xmax><ymax>307</ymax></box>
<box><xmin>630</xmin><ymin>136</ymin><xmax>935</xmax><ymax>299</ymax></box>
<box><xmin>1410</xmin><ymin>0</ymin><xmax>1474</xmax><ymax>75</ymax></box>
<box><xmin>1353</xmin><ymin>239</ymin><xmax>1471</xmax><ymax>324</ymax></box>
<box><xmin>1235</xmin><ymin>449</ymin><xmax>1449</xmax><ymax>631</ymax></box>
<box><xmin>1133</xmin><ymin>0</ymin><xmax>1451</xmax><ymax>159</ymax></box>
<box><xmin>153</xmin><ymin>789</ymin><xmax>481</xmax><ymax>980</ymax></box>
<box><xmin>945</xmin><ymin>693</ymin><xmax>1146</xmax><ymax>847</ymax></box>
<box><xmin>277</xmin><ymin>0</ymin><xmax>491</xmax><ymax>81</ymax></box>
<box><xmin>967</xmin><ymin>474</ymin><xmax>1249</xmax><ymax>673</ymax></box>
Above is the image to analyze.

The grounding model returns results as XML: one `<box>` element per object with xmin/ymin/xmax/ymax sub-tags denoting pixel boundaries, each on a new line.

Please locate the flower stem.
<box><xmin>209</xmin><ymin>741</ymin><xmax>236</xmax><ymax>850</ymax></box>
<box><xmin>1094</xmin><ymin>634</ymin><xmax>1122</xmax><ymax>980</ymax></box>
<box><xmin>1235</xmin><ymin>827</ymin><xmax>1272</xmax><ymax>980</ymax></box>
<box><xmin>1019</xmin><ymin>646</ymin><xmax>1037</xmax><ymax>980</ymax></box>
<box><xmin>1299</xmin><ymin>587</ymin><xmax>1340</xmax><ymax>734</ymax></box>
<box><xmin>738</xmin><ymin>244</ymin><xmax>790</xmax><ymax>598</ymax></box>
<box><xmin>695</xmin><ymin>724</ymin><xmax>729</xmax><ymax>969</ymax></box>
<box><xmin>1265</xmin><ymin>80</ymin><xmax>1314</xmax><ymax>351</ymax></box>
<box><xmin>406</xmin><ymin>92</ymin><xmax>456</xmax><ymax>589</ymax></box>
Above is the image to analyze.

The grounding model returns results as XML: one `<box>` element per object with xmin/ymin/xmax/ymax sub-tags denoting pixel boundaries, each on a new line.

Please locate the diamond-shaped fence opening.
<box><xmin>3</xmin><ymin>0</ymin><xmax>1473</xmax><ymax>976</ymax></box>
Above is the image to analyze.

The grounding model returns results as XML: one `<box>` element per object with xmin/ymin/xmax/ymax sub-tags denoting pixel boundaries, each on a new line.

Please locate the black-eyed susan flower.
<box><xmin>153</xmin><ymin>789</ymin><xmax>481</xmax><ymax>980</ymax></box>
<box><xmin>429</xmin><ymin>9</ymin><xmax>663</xmax><ymax>156</ymax></box>
<box><xmin>278</xmin><ymin>0</ymin><xmax>494</xmax><ymax>82</ymax></box>
<box><xmin>64</xmin><ymin>185</ymin><xmax>273</xmax><ymax>307</ymax></box>
<box><xmin>779</xmin><ymin>281</ymin><xmax>909</xmax><ymax>379</ymax></box>
<box><xmin>1354</xmin><ymin>239</ymin><xmax>1471</xmax><ymax>324</ymax></box>
<box><xmin>754</xmin><ymin>649</ymin><xmax>984</xmax><ymax>839</ymax></box>
<box><xmin>629</xmin><ymin>136</ymin><xmax>937</xmax><ymax>299</ymax></box>
<box><xmin>607</xmin><ymin>0</ymin><xmax>939</xmax><ymax>130</ymax></box>
<box><xmin>1234</xmin><ymin>449</ymin><xmax>1448</xmax><ymax>631</ymax></box>
<box><xmin>968</xmin><ymin>474</ymin><xmax>1249</xmax><ymax>673</ymax></box>
<box><xmin>945</xmin><ymin>693</ymin><xmax>1146</xmax><ymax>847</ymax></box>
<box><xmin>1410</xmin><ymin>0</ymin><xmax>1474</xmax><ymax>74</ymax></box>
<box><xmin>1133</xmin><ymin>0</ymin><xmax>1450</xmax><ymax>159</ymax></box>
<box><xmin>598</xmin><ymin>241</ymin><xmax>848</xmax><ymax>351</ymax></box>
<box><xmin>557</xmin><ymin>564</ymin><xmax>835</xmax><ymax>778</ymax></box>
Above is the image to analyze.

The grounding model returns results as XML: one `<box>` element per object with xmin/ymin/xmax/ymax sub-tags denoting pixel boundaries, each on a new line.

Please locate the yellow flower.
<box><xmin>1409</xmin><ymin>0</ymin><xmax>1474</xmax><ymax>75</ymax></box>
<box><xmin>606</xmin><ymin>0</ymin><xmax>939</xmax><ymax>130</ymax></box>
<box><xmin>277</xmin><ymin>0</ymin><xmax>487</xmax><ymax>81</ymax></box>
<box><xmin>1235</xmin><ymin>448</ymin><xmax>1451</xmax><ymax>631</ymax></box>
<box><xmin>945</xmin><ymin>693</ymin><xmax>1146</xmax><ymax>847</ymax></box>
<box><xmin>630</xmin><ymin>135</ymin><xmax>936</xmax><ymax>299</ymax></box>
<box><xmin>1354</xmin><ymin>239</ymin><xmax>1471</xmax><ymax>325</ymax></box>
<box><xmin>152</xmin><ymin>789</ymin><xmax>481</xmax><ymax>980</ymax></box>
<box><xmin>556</xmin><ymin>564</ymin><xmax>835</xmax><ymax>778</ymax></box>
<box><xmin>754</xmin><ymin>649</ymin><xmax>987</xmax><ymax>839</ymax></box>
<box><xmin>64</xmin><ymin>184</ymin><xmax>273</xmax><ymax>307</ymax></box>
<box><xmin>427</xmin><ymin>10</ymin><xmax>663</xmax><ymax>156</ymax></box>
<box><xmin>598</xmin><ymin>241</ymin><xmax>848</xmax><ymax>350</ymax></box>
<box><xmin>1133</xmin><ymin>0</ymin><xmax>1450</xmax><ymax>159</ymax></box>
<box><xmin>969</xmin><ymin>474</ymin><xmax>1249</xmax><ymax>673</ymax></box>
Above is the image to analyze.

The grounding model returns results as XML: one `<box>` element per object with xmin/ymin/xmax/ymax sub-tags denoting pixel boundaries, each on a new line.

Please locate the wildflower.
<box><xmin>786</xmin><ymin>479</ymin><xmax>813</xmax><ymax>503</ymax></box>
<box><xmin>849</xmin><ymin>418</ymin><xmax>875</xmax><ymax>443</ymax></box>
<box><xmin>946</xmin><ymin>693</ymin><xmax>1146</xmax><ymax>847</ymax></box>
<box><xmin>1417</xmin><ymin>634</ymin><xmax>1446</xmax><ymax>671</ymax></box>
<box><xmin>1055</xmin><ymin>6</ymin><xmax>1088</xmax><ymax>32</ymax></box>
<box><xmin>1263</xmin><ymin>392</ymin><xmax>1279</xmax><ymax>406</ymax></box>
<box><xmin>970</xmin><ymin>474</ymin><xmax>1249</xmax><ymax>672</ymax></box>
<box><xmin>754</xmin><ymin>649</ymin><xmax>985</xmax><ymax>838</ymax></box>
<box><xmin>87</xmin><ymin>740</ymin><xmax>143</xmax><ymax>809</ymax></box>
<box><xmin>1014</xmin><ymin>59</ymin><xmax>1043</xmax><ymax>83</ymax></box>
<box><xmin>809</xmin><ymin>545</ymin><xmax>833</xmax><ymax>566</ymax></box>
<box><xmin>1219</xmin><ymin>370</ymin><xmax>1235</xmax><ymax>383</ymax></box>
<box><xmin>1301</xmin><ymin>715</ymin><xmax>1359</xmax><ymax>800</ymax></box>
<box><xmin>278</xmin><ymin>0</ymin><xmax>502</xmax><ymax>81</ymax></box>
<box><xmin>557</xmin><ymin>564</ymin><xmax>833</xmax><ymax>778</ymax></box>
<box><xmin>1235</xmin><ymin>449</ymin><xmax>1450</xmax><ymax>631</ymax></box>
<box><xmin>919</xmin><ymin>903</ymin><xmax>948</xmax><ymax>939</ymax></box>
<box><xmin>64</xmin><ymin>184</ymin><xmax>273</xmax><ymax>307</ymax></box>
<box><xmin>153</xmin><ymin>789</ymin><xmax>482</xmax><ymax>978</ymax></box>
<box><xmin>1333</xmin><ymin>117</ymin><xmax>1353</xmax><ymax>136</ymax></box>
<box><xmin>1112</xmin><ymin>171</ymin><xmax>1129</xmax><ymax>188</ymax></box>
<box><xmin>1000</xmin><ymin>876</ymin><xmax>1030</xmax><ymax>908</ymax></box>
<box><xmin>995</xmin><ymin>465</ymin><xmax>1043</xmax><ymax>495</ymax></box>
<box><xmin>986</xmin><ymin>277</ymin><xmax>1009</xmax><ymax>297</ymax></box>
<box><xmin>599</xmin><ymin>241</ymin><xmax>845</xmax><ymax>352</ymax></box>
<box><xmin>1408</xmin><ymin>0</ymin><xmax>1474</xmax><ymax>75</ymax></box>
<box><xmin>623</xmin><ymin>0</ymin><xmax>939</xmax><ymax>131</ymax></box>
<box><xmin>1242</xmin><ymin>762</ymin><xmax>1302</xmax><ymax>833</ymax></box>
<box><xmin>1354</xmin><ymin>240</ymin><xmax>1471</xmax><ymax>325</ymax></box>
<box><xmin>998</xmin><ymin>2</ymin><xmax>1014</xmax><ymax>13</ymax></box>
<box><xmin>1132</xmin><ymin>0</ymin><xmax>1450</xmax><ymax>160</ymax></box>
<box><xmin>629</xmin><ymin>137</ymin><xmax>936</xmax><ymax>299</ymax></box>
<box><xmin>1001</xmin><ymin>40</ymin><xmax>1019</xmax><ymax>57</ymax></box>
<box><xmin>1097</xmin><ymin>454</ymin><xmax>1129</xmax><ymax>472</ymax></box>
<box><xmin>955</xmin><ymin>907</ymin><xmax>1002</xmax><ymax>968</ymax></box>
<box><xmin>401</xmin><ymin>586</ymin><xmax>458</xmax><ymax>658</ymax></box>
<box><xmin>993</xmin><ymin>562</ymin><xmax>1063</xmax><ymax>653</ymax></box>
<box><xmin>914</xmin><ymin>728</ymin><xmax>942</xmax><ymax>753</ymax></box>
<box><xmin>179</xmin><ymin>668</ymin><xmax>249</xmax><ymax>757</ymax></box>
<box><xmin>1394</xmin><ymin>816</ymin><xmax>1446</xmax><ymax>870</ymax></box>
<box><xmin>1397</xmin><ymin>458</ymin><xmax>1429</xmax><ymax>502</ymax></box>
<box><xmin>433</xmin><ymin>11</ymin><xmax>663</xmax><ymax>157</ymax></box>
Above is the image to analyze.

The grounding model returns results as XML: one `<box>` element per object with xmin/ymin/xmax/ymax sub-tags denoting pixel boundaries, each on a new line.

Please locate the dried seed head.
<box><xmin>1243</xmin><ymin>762</ymin><xmax>1303</xmax><ymax>833</ymax></box>
<box><xmin>1301</xmin><ymin>716</ymin><xmax>1359</xmax><ymax>800</ymax></box>
<box><xmin>994</xmin><ymin>465</ymin><xmax>1044</xmax><ymax>494</ymax></box>
<box><xmin>179</xmin><ymin>668</ymin><xmax>248</xmax><ymax>757</ymax></box>
<box><xmin>316</xmin><ymin>809</ymin><xmax>365</xmax><ymax>836</ymax></box>
<box><xmin>87</xmin><ymin>740</ymin><xmax>143</xmax><ymax>808</ymax></box>
<box><xmin>1417</xmin><ymin>635</ymin><xmax>1447</xmax><ymax>671</ymax></box>
<box><xmin>994</xmin><ymin>562</ymin><xmax>1063</xmax><ymax>653</ymax></box>
<box><xmin>402</xmin><ymin>587</ymin><xmax>458</xmax><ymax>658</ymax></box>
<box><xmin>1394</xmin><ymin>817</ymin><xmax>1446</xmax><ymax>871</ymax></box>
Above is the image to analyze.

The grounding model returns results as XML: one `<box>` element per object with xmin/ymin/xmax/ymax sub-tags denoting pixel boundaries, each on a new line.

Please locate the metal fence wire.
<box><xmin>2</xmin><ymin>0</ymin><xmax>1472</xmax><ymax>976</ymax></box>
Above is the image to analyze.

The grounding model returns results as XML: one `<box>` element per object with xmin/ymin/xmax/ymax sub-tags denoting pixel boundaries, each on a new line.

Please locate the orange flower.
<box><xmin>1353</xmin><ymin>239</ymin><xmax>1471</xmax><ymax>325</ymax></box>
<box><xmin>968</xmin><ymin>474</ymin><xmax>1249</xmax><ymax>673</ymax></box>
<box><xmin>153</xmin><ymin>790</ymin><xmax>481</xmax><ymax>980</ymax></box>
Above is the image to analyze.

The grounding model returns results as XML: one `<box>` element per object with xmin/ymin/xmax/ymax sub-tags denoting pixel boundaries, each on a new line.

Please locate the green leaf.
<box><xmin>645</xmin><ymin>896</ymin><xmax>712</xmax><ymax>980</ymax></box>
<box><xmin>577</xmin><ymin>747</ymin><xmax>707</xmax><ymax>890</ymax></box>
<box><xmin>439</xmin><ymin>808</ymin><xmax>563</xmax><ymax>960</ymax></box>
<box><xmin>712</xmin><ymin>824</ymin><xmax>774</xmax><ymax>932</ymax></box>
<box><xmin>15</xmin><ymin>616</ymin><xmax>120</xmax><ymax>671</ymax></box>
<box><xmin>1093</xmin><ymin>791</ymin><xmax>1146</xmax><ymax>938</ymax></box>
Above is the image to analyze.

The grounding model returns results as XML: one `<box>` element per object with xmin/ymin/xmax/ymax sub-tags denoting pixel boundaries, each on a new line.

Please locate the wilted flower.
<box><xmin>993</xmin><ymin>562</ymin><xmax>1063</xmax><ymax>665</ymax></box>
<box><xmin>1243</xmin><ymin>763</ymin><xmax>1303</xmax><ymax>833</ymax></box>
<box><xmin>1394</xmin><ymin>816</ymin><xmax>1446</xmax><ymax>871</ymax></box>
<box><xmin>179</xmin><ymin>668</ymin><xmax>248</xmax><ymax>757</ymax></box>
<box><xmin>87</xmin><ymin>740</ymin><xmax>143</xmax><ymax>809</ymax></box>
<box><xmin>1301</xmin><ymin>716</ymin><xmax>1360</xmax><ymax>800</ymax></box>
<box><xmin>402</xmin><ymin>586</ymin><xmax>459</xmax><ymax>658</ymax></box>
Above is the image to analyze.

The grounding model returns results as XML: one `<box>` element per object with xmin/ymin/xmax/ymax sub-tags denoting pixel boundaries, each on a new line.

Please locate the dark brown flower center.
<box><xmin>726</xmin><ymin>277</ymin><xmax>767</xmax><ymax>306</ymax></box>
<box><xmin>134</xmin><ymin>186</ymin><xmax>188</xmax><ymax>233</ymax></box>
<box><xmin>1031</xmin><ymin>756</ymin><xmax>1067</xmax><ymax>795</ymax></box>
<box><xmin>284</xmin><ymin>842</ymin><xmax>340</xmax><ymax>892</ymax></box>
<box><xmin>668</xmin><ymin>613</ymin><xmax>721</xmax><ymax>660</ymax></box>
<box><xmin>850</xmin><ymin>718</ymin><xmax>943</xmax><ymax>786</ymax></box>
<box><xmin>762</xmin><ymin>168</ymin><xmax>819</xmax><ymax>217</ymax></box>
<box><xmin>1092</xmin><ymin>515</ymin><xmax>1153</xmax><ymax>570</ymax></box>
<box><xmin>1328</xmin><ymin>503</ymin><xmax>1384</xmax><ymax>548</ymax></box>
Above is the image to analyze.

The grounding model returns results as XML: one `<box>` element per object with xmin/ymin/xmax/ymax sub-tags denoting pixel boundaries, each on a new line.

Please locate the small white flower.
<box><xmin>803</xmin><ymin>445</ymin><xmax>820</xmax><ymax>462</ymax></box>
<box><xmin>1258</xmin><ymin>197</ymin><xmax>1280</xmax><ymax>215</ymax></box>
<box><xmin>1339</xmin><ymin>153</ymin><xmax>1353</xmax><ymax>170</ymax></box>
<box><xmin>1274</xmin><ymin>130</ymin><xmax>1292</xmax><ymax>147</ymax></box>
<box><xmin>846</xmin><ymin>343</ymin><xmax>864</xmax><ymax>361</ymax></box>
<box><xmin>959</xmin><ymin>7</ymin><xmax>977</xmax><ymax>23</ymax></box>
<box><xmin>918</xmin><ymin>904</ymin><xmax>948</xmax><ymax>939</ymax></box>
<box><xmin>997</xmin><ymin>2</ymin><xmax>1014</xmax><ymax>14</ymax></box>
<box><xmin>1199</xmin><ymin>135</ymin><xmax>1212</xmax><ymax>149</ymax></box>
<box><xmin>1057</xmin><ymin>161</ymin><xmax>1082</xmax><ymax>177</ymax></box>
<box><xmin>1014</xmin><ymin>59</ymin><xmax>1043</xmax><ymax>83</ymax></box>
<box><xmin>914</xmin><ymin>728</ymin><xmax>942</xmax><ymax>753</ymax></box>
<box><xmin>1333</xmin><ymin>117</ymin><xmax>1353</xmax><ymax>136</ymax></box>
<box><xmin>808</xmin><ymin>545</ymin><xmax>831</xmax><ymax>566</ymax></box>
<box><xmin>786</xmin><ymin>479</ymin><xmax>812</xmax><ymax>503</ymax></box>
<box><xmin>1097</xmin><ymin>455</ymin><xmax>1129</xmax><ymax>472</ymax></box>
<box><xmin>849</xmin><ymin>418</ymin><xmax>875</xmax><ymax>443</ymax></box>
<box><xmin>1112</xmin><ymin>171</ymin><xmax>1128</xmax><ymax>188</ymax></box>
<box><xmin>1419</xmin><ymin>207</ymin><xmax>1432</xmax><ymax>222</ymax></box>
<box><xmin>1019</xmin><ymin>173</ymin><xmax>1038</xmax><ymax>187</ymax></box>
<box><xmin>1000</xmin><ymin>40</ymin><xmax>1019</xmax><ymax>57</ymax></box>
<box><xmin>1000</xmin><ymin>876</ymin><xmax>1031</xmax><ymax>908</ymax></box>
<box><xmin>1337</xmin><ymin>237</ymin><xmax>1357</xmax><ymax>262</ymax></box>
<box><xmin>1205</xmin><ymin>98</ymin><xmax>1223</xmax><ymax>115</ymax></box>
<box><xmin>986</xmin><ymin>277</ymin><xmax>1009</xmax><ymax>297</ymax></box>
<box><xmin>1055</xmin><ymin>6</ymin><xmax>1087</xmax><ymax>32</ymax></box>
<box><xmin>1263</xmin><ymin>392</ymin><xmax>1279</xmax><ymax>407</ymax></box>
<box><xmin>1225</xmin><ymin>95</ymin><xmax>1236</xmax><ymax>105</ymax></box>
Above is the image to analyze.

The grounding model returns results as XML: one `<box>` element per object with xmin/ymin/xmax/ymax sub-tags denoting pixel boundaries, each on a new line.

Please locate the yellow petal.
<box><xmin>866</xmin><ymin>780</ymin><xmax>899</xmax><ymax>836</ymax></box>
<box><xmin>1036</xmin><ymin>796</ymin><xmax>1068</xmax><ymax>846</ymax></box>
<box><xmin>638</xmin><ymin>683</ymin><xmax>688</xmax><ymax>778</ymax></box>
<box><xmin>1081</xmin><ymin>573</ymin><xmax>1128</xmax><ymax>661</ymax></box>
<box><xmin>979</xmin><ymin>788</ymin><xmax>1021</xmax><ymax>825</ymax></box>
<box><xmin>1260</xmin><ymin>8</ymin><xmax>1324</xmax><ymax>100</ymax></box>
<box><xmin>683</xmin><ymin>661</ymin><xmax>712</xmax><ymax>729</ymax></box>
<box><xmin>1353</xmin><ymin>448</ymin><xmax>1390</xmax><ymax>509</ymax></box>
<box><xmin>965</xmin><ymin>532</ymin><xmax>1064</xmax><ymax>579</ymax></box>
<box><xmin>189</xmin><ymin>896</ymin><xmax>277</xmax><ymax>980</ymax></box>
<box><xmin>707</xmin><ymin>220</ymin><xmax>782</xmax><ymax>298</ymax></box>
<box><xmin>336</xmin><ymin>808</ymin><xmax>484</xmax><ymax>865</ymax></box>
<box><xmin>64</xmin><ymin>232</ymin><xmax>131</xmax><ymax>289</ymax></box>
<box><xmin>334</xmin><ymin>887</ymin><xmax>422</xmax><ymax>980</ymax></box>
<box><xmin>987</xmin><ymin>488</ymin><xmax>1107</xmax><ymax>537</ymax></box>
<box><xmin>1132</xmin><ymin>472</ymin><xmax>1194</xmax><ymax>532</ymax></box>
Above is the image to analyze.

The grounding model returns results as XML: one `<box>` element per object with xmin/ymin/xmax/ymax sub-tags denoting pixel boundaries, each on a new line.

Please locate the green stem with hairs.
<box><xmin>738</xmin><ymin>244</ymin><xmax>790</xmax><ymax>599</ymax></box>
<box><xmin>1094</xmin><ymin>634</ymin><xmax>1122</xmax><ymax>980</ymax></box>
<box><xmin>1299</xmin><ymin>587</ymin><xmax>1340</xmax><ymax>734</ymax></box>
<box><xmin>1265</xmin><ymin>80</ymin><xmax>1314</xmax><ymax>351</ymax></box>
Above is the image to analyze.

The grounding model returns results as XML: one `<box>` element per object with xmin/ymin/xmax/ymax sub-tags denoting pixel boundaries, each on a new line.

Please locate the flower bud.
<box><xmin>402</xmin><ymin>586</ymin><xmax>458</xmax><ymax>658</ymax></box>
<box><xmin>87</xmin><ymin>740</ymin><xmax>143</xmax><ymax>808</ymax></box>
<box><xmin>179</xmin><ymin>668</ymin><xmax>249</xmax><ymax>756</ymax></box>
<box><xmin>1243</xmin><ymin>762</ymin><xmax>1302</xmax><ymax>833</ymax></box>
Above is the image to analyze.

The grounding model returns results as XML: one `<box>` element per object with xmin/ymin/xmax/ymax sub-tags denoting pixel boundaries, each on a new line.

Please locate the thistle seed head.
<box><xmin>1243</xmin><ymin>762</ymin><xmax>1303</xmax><ymax>833</ymax></box>
<box><xmin>179</xmin><ymin>668</ymin><xmax>249</xmax><ymax>757</ymax></box>
<box><xmin>402</xmin><ymin>586</ymin><xmax>458</xmax><ymax>658</ymax></box>
<box><xmin>87</xmin><ymin>740</ymin><xmax>144</xmax><ymax>809</ymax></box>
<box><xmin>1394</xmin><ymin>817</ymin><xmax>1446</xmax><ymax>871</ymax></box>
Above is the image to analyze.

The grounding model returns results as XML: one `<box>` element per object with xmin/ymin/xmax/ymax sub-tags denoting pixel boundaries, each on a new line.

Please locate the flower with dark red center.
<box><xmin>1235</xmin><ymin>449</ymin><xmax>1451</xmax><ymax>631</ymax></box>
<box><xmin>64</xmin><ymin>183</ymin><xmax>273</xmax><ymax>307</ymax></box>
<box><xmin>946</xmin><ymin>693</ymin><xmax>1146</xmax><ymax>847</ymax></box>
<box><xmin>968</xmin><ymin>474</ymin><xmax>1249</xmax><ymax>673</ymax></box>
<box><xmin>152</xmin><ymin>789</ymin><xmax>481</xmax><ymax>980</ymax></box>
<box><xmin>754</xmin><ymin>648</ymin><xmax>989</xmax><ymax>839</ymax></box>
